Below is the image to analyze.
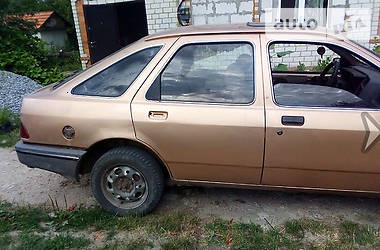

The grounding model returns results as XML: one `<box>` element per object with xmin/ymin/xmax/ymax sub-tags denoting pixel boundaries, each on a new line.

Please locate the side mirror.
<box><xmin>177</xmin><ymin>0</ymin><xmax>191</xmax><ymax>26</ymax></box>
<box><xmin>317</xmin><ymin>46</ymin><xmax>326</xmax><ymax>58</ymax></box>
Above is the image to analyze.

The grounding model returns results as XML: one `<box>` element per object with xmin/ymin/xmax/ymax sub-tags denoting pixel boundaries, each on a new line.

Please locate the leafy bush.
<box><xmin>0</xmin><ymin>108</ymin><xmax>19</xmax><ymax>130</ymax></box>
<box><xmin>0</xmin><ymin>109</ymin><xmax>12</xmax><ymax>127</ymax></box>
<box><xmin>0</xmin><ymin>50</ymin><xmax>63</xmax><ymax>85</ymax></box>
<box><xmin>373</xmin><ymin>37</ymin><xmax>380</xmax><ymax>55</ymax></box>
<box><xmin>314</xmin><ymin>55</ymin><xmax>333</xmax><ymax>72</ymax></box>
<box><xmin>0</xmin><ymin>108</ymin><xmax>19</xmax><ymax>147</ymax></box>
<box><xmin>297</xmin><ymin>62</ymin><xmax>306</xmax><ymax>72</ymax></box>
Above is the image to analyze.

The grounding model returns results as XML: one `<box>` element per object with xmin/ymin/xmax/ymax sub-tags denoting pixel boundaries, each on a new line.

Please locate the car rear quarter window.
<box><xmin>72</xmin><ymin>46</ymin><xmax>161</xmax><ymax>97</ymax></box>
<box><xmin>147</xmin><ymin>42</ymin><xmax>254</xmax><ymax>104</ymax></box>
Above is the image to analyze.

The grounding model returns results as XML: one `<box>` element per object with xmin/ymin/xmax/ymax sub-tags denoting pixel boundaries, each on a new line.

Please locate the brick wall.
<box><xmin>270</xmin><ymin>44</ymin><xmax>336</xmax><ymax>70</ymax></box>
<box><xmin>330</xmin><ymin>0</ymin><xmax>380</xmax><ymax>49</ymax></box>
<box><xmin>145</xmin><ymin>0</ymin><xmax>179</xmax><ymax>34</ymax></box>
<box><xmin>191</xmin><ymin>0</ymin><xmax>254</xmax><ymax>25</ymax></box>
<box><xmin>144</xmin><ymin>0</ymin><xmax>256</xmax><ymax>34</ymax></box>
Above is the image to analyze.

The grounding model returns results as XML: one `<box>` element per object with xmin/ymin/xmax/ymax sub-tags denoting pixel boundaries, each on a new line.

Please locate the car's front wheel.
<box><xmin>90</xmin><ymin>147</ymin><xmax>165</xmax><ymax>215</ymax></box>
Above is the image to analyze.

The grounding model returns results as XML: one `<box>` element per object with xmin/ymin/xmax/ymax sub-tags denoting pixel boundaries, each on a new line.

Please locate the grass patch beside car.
<box><xmin>0</xmin><ymin>108</ymin><xmax>19</xmax><ymax>148</ymax></box>
<box><xmin>0</xmin><ymin>202</ymin><xmax>379</xmax><ymax>249</ymax></box>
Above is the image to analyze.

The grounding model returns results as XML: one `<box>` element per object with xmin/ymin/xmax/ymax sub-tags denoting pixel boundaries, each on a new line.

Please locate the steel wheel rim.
<box><xmin>101</xmin><ymin>166</ymin><xmax>148</xmax><ymax>209</ymax></box>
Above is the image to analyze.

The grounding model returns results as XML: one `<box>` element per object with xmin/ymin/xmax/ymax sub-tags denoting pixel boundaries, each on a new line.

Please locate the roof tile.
<box><xmin>22</xmin><ymin>11</ymin><xmax>54</xmax><ymax>29</ymax></box>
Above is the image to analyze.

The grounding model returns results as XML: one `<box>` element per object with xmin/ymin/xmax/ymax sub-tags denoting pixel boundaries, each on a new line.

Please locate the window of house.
<box><xmin>266</xmin><ymin>0</ymin><xmax>326</xmax><ymax>25</ymax></box>
<box><xmin>146</xmin><ymin>42</ymin><xmax>254</xmax><ymax>104</ymax></box>
<box><xmin>72</xmin><ymin>46</ymin><xmax>161</xmax><ymax>97</ymax></box>
<box><xmin>269</xmin><ymin>42</ymin><xmax>380</xmax><ymax>109</ymax></box>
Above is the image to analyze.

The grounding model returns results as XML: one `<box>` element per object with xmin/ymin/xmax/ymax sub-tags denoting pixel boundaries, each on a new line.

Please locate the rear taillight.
<box><xmin>20</xmin><ymin>122</ymin><xmax>30</xmax><ymax>139</ymax></box>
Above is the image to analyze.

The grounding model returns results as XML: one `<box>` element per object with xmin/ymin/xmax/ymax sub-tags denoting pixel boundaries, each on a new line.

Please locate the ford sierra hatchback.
<box><xmin>16</xmin><ymin>23</ymin><xmax>380</xmax><ymax>215</ymax></box>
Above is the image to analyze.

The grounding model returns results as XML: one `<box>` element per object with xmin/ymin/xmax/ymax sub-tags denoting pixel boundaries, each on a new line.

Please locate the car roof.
<box><xmin>145</xmin><ymin>23</ymin><xmax>337</xmax><ymax>41</ymax></box>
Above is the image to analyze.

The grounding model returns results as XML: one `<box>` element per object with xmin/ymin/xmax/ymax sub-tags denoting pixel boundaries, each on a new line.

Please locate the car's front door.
<box><xmin>131</xmin><ymin>34</ymin><xmax>265</xmax><ymax>184</ymax></box>
<box><xmin>261</xmin><ymin>34</ymin><xmax>380</xmax><ymax>192</ymax></box>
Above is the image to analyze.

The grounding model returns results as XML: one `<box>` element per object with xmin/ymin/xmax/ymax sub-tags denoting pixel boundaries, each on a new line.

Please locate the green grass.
<box><xmin>339</xmin><ymin>221</ymin><xmax>379</xmax><ymax>247</ymax></box>
<box><xmin>0</xmin><ymin>108</ymin><xmax>20</xmax><ymax>148</ymax></box>
<box><xmin>124</xmin><ymin>238</ymin><xmax>154</xmax><ymax>250</ymax></box>
<box><xmin>0</xmin><ymin>129</ymin><xmax>19</xmax><ymax>147</ymax></box>
<box><xmin>0</xmin><ymin>202</ymin><xmax>379</xmax><ymax>249</ymax></box>
<box><xmin>205</xmin><ymin>219</ymin><xmax>299</xmax><ymax>249</ymax></box>
<box><xmin>284</xmin><ymin>220</ymin><xmax>304</xmax><ymax>238</ymax></box>
<box><xmin>0</xmin><ymin>234</ymin><xmax>12</xmax><ymax>248</ymax></box>
<box><xmin>15</xmin><ymin>232</ymin><xmax>90</xmax><ymax>250</ymax></box>
<box><xmin>161</xmin><ymin>236</ymin><xmax>195</xmax><ymax>250</ymax></box>
<box><xmin>0</xmin><ymin>202</ymin><xmax>48</xmax><ymax>233</ymax></box>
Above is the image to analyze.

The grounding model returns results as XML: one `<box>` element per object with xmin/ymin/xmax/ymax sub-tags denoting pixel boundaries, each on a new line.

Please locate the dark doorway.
<box><xmin>84</xmin><ymin>0</ymin><xmax>148</xmax><ymax>64</ymax></box>
<box><xmin>281</xmin><ymin>0</ymin><xmax>296</xmax><ymax>8</ymax></box>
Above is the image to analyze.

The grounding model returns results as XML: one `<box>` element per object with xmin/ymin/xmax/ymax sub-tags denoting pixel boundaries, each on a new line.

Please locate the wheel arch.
<box><xmin>78</xmin><ymin>138</ymin><xmax>172</xmax><ymax>180</ymax></box>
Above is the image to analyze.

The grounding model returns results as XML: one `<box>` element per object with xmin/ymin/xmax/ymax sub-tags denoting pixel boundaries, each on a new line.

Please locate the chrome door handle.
<box><xmin>148</xmin><ymin>111</ymin><xmax>168</xmax><ymax>120</ymax></box>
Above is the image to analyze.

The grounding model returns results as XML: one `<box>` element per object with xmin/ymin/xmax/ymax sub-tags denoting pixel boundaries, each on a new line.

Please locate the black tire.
<box><xmin>90</xmin><ymin>146</ymin><xmax>165</xmax><ymax>216</ymax></box>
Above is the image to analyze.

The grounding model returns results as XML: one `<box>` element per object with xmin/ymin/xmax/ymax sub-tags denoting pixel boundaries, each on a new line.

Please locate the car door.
<box><xmin>131</xmin><ymin>34</ymin><xmax>265</xmax><ymax>184</ymax></box>
<box><xmin>261</xmin><ymin>33</ymin><xmax>380</xmax><ymax>192</ymax></box>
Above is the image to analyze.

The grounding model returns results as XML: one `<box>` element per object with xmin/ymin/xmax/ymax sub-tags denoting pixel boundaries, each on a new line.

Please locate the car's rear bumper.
<box><xmin>15</xmin><ymin>141</ymin><xmax>86</xmax><ymax>181</ymax></box>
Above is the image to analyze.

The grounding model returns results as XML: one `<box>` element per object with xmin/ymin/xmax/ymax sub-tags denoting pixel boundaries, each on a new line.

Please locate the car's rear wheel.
<box><xmin>90</xmin><ymin>147</ymin><xmax>164</xmax><ymax>215</ymax></box>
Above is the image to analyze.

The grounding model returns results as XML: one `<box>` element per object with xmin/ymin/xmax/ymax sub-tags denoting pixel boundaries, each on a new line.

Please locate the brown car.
<box><xmin>16</xmin><ymin>23</ymin><xmax>380</xmax><ymax>215</ymax></box>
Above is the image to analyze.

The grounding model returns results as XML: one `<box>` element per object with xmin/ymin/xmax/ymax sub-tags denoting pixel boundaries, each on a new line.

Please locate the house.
<box><xmin>70</xmin><ymin>0</ymin><xmax>380</xmax><ymax>69</ymax></box>
<box><xmin>22</xmin><ymin>11</ymin><xmax>70</xmax><ymax>49</ymax></box>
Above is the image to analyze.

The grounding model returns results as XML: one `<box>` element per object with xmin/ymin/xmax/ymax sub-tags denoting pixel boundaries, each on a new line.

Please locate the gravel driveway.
<box><xmin>1</xmin><ymin>147</ymin><xmax>379</xmax><ymax>228</ymax></box>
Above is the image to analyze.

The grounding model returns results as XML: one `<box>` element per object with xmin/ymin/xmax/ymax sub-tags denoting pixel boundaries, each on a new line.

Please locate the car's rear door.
<box><xmin>260</xmin><ymin>33</ymin><xmax>380</xmax><ymax>192</ymax></box>
<box><xmin>131</xmin><ymin>34</ymin><xmax>265</xmax><ymax>184</ymax></box>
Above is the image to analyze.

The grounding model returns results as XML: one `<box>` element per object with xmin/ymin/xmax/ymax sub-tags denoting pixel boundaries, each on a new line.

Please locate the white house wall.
<box><xmin>39</xmin><ymin>30</ymin><xmax>68</xmax><ymax>49</ymax></box>
<box><xmin>144</xmin><ymin>0</ymin><xmax>179</xmax><ymax>34</ymax></box>
<box><xmin>191</xmin><ymin>0</ymin><xmax>254</xmax><ymax>25</ymax></box>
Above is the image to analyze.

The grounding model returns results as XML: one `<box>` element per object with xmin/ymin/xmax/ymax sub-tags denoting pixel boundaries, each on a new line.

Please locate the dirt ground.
<box><xmin>1</xmin><ymin>147</ymin><xmax>379</xmax><ymax>228</ymax></box>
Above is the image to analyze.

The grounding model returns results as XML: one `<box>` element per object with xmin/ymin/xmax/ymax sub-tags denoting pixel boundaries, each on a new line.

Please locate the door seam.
<box><xmin>259</xmin><ymin>34</ymin><xmax>267</xmax><ymax>185</ymax></box>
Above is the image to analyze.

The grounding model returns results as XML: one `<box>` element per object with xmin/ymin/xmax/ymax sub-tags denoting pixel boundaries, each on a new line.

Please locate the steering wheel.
<box><xmin>320</xmin><ymin>58</ymin><xmax>341</xmax><ymax>87</ymax></box>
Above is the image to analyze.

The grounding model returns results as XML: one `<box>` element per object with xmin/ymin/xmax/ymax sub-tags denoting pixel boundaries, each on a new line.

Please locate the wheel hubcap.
<box><xmin>104</xmin><ymin>166</ymin><xmax>147</xmax><ymax>203</ymax></box>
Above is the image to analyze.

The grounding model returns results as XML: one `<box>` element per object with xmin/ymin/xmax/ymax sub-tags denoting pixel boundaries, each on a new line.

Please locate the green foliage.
<box><xmin>339</xmin><ymin>221</ymin><xmax>379</xmax><ymax>246</ymax></box>
<box><xmin>161</xmin><ymin>236</ymin><xmax>194</xmax><ymax>250</ymax></box>
<box><xmin>0</xmin><ymin>234</ymin><xmax>12</xmax><ymax>248</ymax></box>
<box><xmin>45</xmin><ymin>52</ymin><xmax>81</xmax><ymax>73</ymax></box>
<box><xmin>373</xmin><ymin>37</ymin><xmax>380</xmax><ymax>55</ymax></box>
<box><xmin>0</xmin><ymin>108</ymin><xmax>20</xmax><ymax>147</ymax></box>
<box><xmin>16</xmin><ymin>232</ymin><xmax>90</xmax><ymax>250</ymax></box>
<box><xmin>124</xmin><ymin>238</ymin><xmax>154</xmax><ymax>250</ymax></box>
<box><xmin>0</xmin><ymin>109</ymin><xmax>12</xmax><ymax>126</ymax></box>
<box><xmin>314</xmin><ymin>55</ymin><xmax>333</xmax><ymax>72</ymax></box>
<box><xmin>205</xmin><ymin>219</ymin><xmax>298</xmax><ymax>249</ymax></box>
<box><xmin>276</xmin><ymin>50</ymin><xmax>294</xmax><ymax>58</ymax></box>
<box><xmin>0</xmin><ymin>50</ymin><xmax>64</xmax><ymax>84</ymax></box>
<box><xmin>297</xmin><ymin>62</ymin><xmax>306</xmax><ymax>72</ymax></box>
<box><xmin>0</xmin><ymin>129</ymin><xmax>19</xmax><ymax>147</ymax></box>
<box><xmin>284</xmin><ymin>220</ymin><xmax>304</xmax><ymax>239</ymax></box>
<box><xmin>0</xmin><ymin>202</ymin><xmax>48</xmax><ymax>233</ymax></box>
<box><xmin>0</xmin><ymin>202</ymin><xmax>380</xmax><ymax>250</ymax></box>
<box><xmin>274</xmin><ymin>63</ymin><xmax>288</xmax><ymax>72</ymax></box>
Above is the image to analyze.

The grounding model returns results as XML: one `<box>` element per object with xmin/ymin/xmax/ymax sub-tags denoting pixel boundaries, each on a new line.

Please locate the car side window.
<box><xmin>72</xmin><ymin>46</ymin><xmax>161</xmax><ymax>97</ymax></box>
<box><xmin>269</xmin><ymin>42</ymin><xmax>380</xmax><ymax>109</ymax></box>
<box><xmin>146</xmin><ymin>42</ymin><xmax>254</xmax><ymax>104</ymax></box>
